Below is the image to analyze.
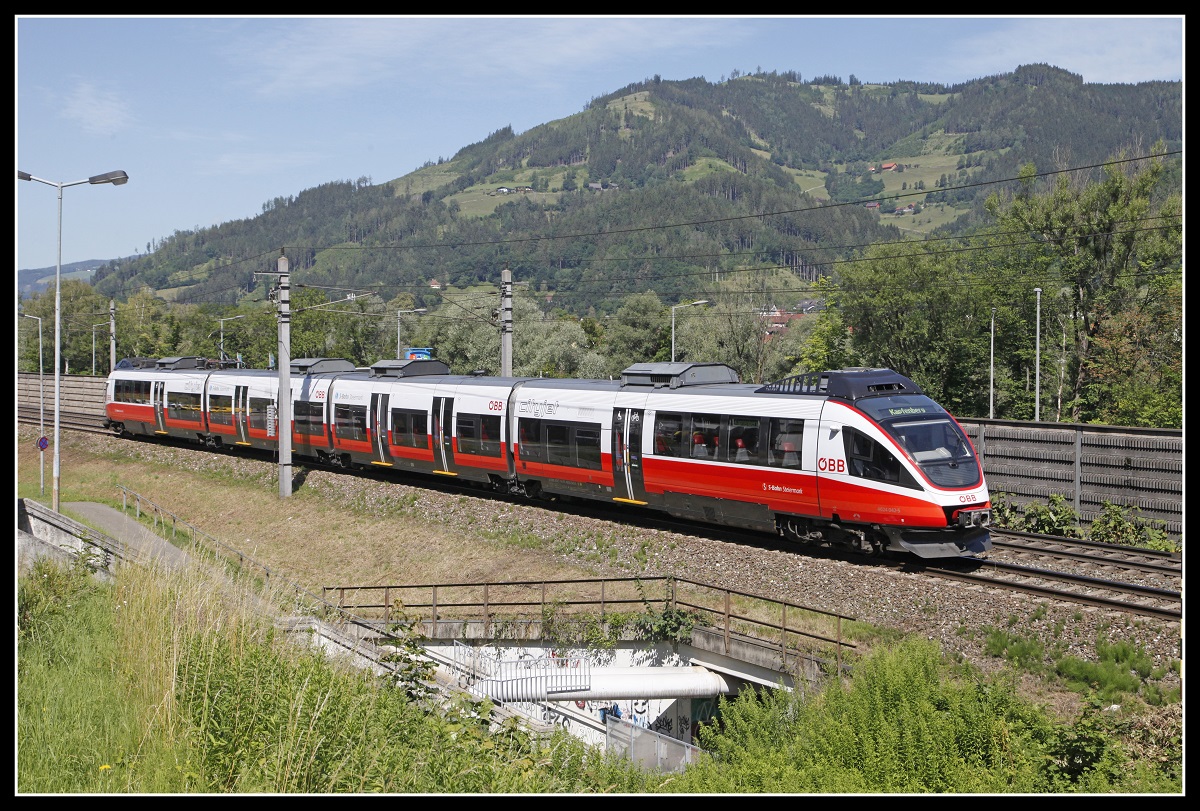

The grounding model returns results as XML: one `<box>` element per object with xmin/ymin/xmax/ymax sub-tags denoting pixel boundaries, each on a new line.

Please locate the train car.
<box><xmin>105</xmin><ymin>357</ymin><xmax>991</xmax><ymax>559</ymax></box>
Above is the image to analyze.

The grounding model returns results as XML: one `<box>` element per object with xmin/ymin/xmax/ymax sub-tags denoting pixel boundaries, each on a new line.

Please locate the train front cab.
<box><xmin>793</xmin><ymin>370</ymin><xmax>992</xmax><ymax>558</ymax></box>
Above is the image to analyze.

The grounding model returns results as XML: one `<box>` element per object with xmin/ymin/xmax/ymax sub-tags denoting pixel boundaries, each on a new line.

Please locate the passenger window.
<box><xmin>767</xmin><ymin>418</ymin><xmax>804</xmax><ymax>468</ymax></box>
<box><xmin>519</xmin><ymin>418</ymin><xmax>543</xmax><ymax>461</ymax></box>
<box><xmin>654</xmin><ymin>413</ymin><xmax>683</xmax><ymax>457</ymax></box>
<box><xmin>209</xmin><ymin>394</ymin><xmax>234</xmax><ymax>426</ymax></box>
<box><xmin>689</xmin><ymin>414</ymin><xmax>720</xmax><ymax>458</ymax></box>
<box><xmin>334</xmin><ymin>404</ymin><xmax>367</xmax><ymax>441</ymax></box>
<box><xmin>727</xmin><ymin>416</ymin><xmax>760</xmax><ymax>465</ymax></box>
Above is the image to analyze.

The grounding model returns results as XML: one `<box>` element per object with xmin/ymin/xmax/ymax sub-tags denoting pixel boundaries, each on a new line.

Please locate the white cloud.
<box><xmin>200</xmin><ymin>150</ymin><xmax>324</xmax><ymax>176</ymax></box>
<box><xmin>60</xmin><ymin>81</ymin><xmax>135</xmax><ymax>137</ymax></box>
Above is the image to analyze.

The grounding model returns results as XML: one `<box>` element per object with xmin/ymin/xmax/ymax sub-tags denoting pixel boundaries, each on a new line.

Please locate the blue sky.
<box><xmin>15</xmin><ymin>15</ymin><xmax>1184</xmax><ymax>272</ymax></box>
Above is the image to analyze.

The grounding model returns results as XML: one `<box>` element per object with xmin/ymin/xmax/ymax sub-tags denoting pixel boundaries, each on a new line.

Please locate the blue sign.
<box><xmin>36</xmin><ymin>436</ymin><xmax>49</xmax><ymax>451</ymax></box>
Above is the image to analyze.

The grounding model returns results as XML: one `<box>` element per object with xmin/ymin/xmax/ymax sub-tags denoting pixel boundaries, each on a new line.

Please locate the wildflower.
<box><xmin>99</xmin><ymin>764</ymin><xmax>112</xmax><ymax>772</ymax></box>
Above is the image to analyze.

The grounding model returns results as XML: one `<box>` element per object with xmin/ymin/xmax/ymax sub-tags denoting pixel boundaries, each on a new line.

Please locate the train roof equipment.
<box><xmin>757</xmin><ymin>368</ymin><xmax>923</xmax><ymax>403</ymax></box>
<box><xmin>368</xmin><ymin>358</ymin><xmax>452</xmax><ymax>378</ymax></box>
<box><xmin>619</xmin><ymin>362</ymin><xmax>741</xmax><ymax>389</ymax></box>
<box><xmin>289</xmin><ymin>358</ymin><xmax>357</xmax><ymax>375</ymax></box>
<box><xmin>114</xmin><ymin>357</ymin><xmax>158</xmax><ymax>370</ymax></box>
<box><xmin>155</xmin><ymin>356</ymin><xmax>208</xmax><ymax>370</ymax></box>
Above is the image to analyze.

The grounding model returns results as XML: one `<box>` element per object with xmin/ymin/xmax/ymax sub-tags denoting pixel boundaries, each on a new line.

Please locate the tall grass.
<box><xmin>17</xmin><ymin>551</ymin><xmax>659</xmax><ymax>793</ymax></box>
<box><xmin>17</xmin><ymin>552</ymin><xmax>1181</xmax><ymax>793</ymax></box>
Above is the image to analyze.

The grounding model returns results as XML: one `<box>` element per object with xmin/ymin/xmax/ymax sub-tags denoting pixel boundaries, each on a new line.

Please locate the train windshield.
<box><xmin>856</xmin><ymin>395</ymin><xmax>981</xmax><ymax>488</ymax></box>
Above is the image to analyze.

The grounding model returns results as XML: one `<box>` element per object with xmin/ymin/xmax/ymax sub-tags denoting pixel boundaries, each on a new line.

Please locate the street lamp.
<box><xmin>21</xmin><ymin>313</ymin><xmax>45</xmax><ymax>495</ymax></box>
<box><xmin>1034</xmin><ymin>287</ymin><xmax>1042</xmax><ymax>422</ymax></box>
<box><xmin>216</xmin><ymin>315</ymin><xmax>246</xmax><ymax>363</ymax></box>
<box><xmin>989</xmin><ymin>307</ymin><xmax>997</xmax><ymax>419</ymax></box>
<box><xmin>91</xmin><ymin>322</ymin><xmax>109</xmax><ymax>376</ymax></box>
<box><xmin>671</xmin><ymin>300</ymin><xmax>709</xmax><ymax>363</ymax></box>
<box><xmin>396</xmin><ymin>308</ymin><xmax>426</xmax><ymax>359</ymax></box>
<box><xmin>18</xmin><ymin>168</ymin><xmax>129</xmax><ymax>512</ymax></box>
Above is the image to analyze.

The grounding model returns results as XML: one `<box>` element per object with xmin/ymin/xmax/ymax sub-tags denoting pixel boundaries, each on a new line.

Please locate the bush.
<box><xmin>1086</xmin><ymin>501</ymin><xmax>1174</xmax><ymax>550</ymax></box>
<box><xmin>1021</xmin><ymin>494</ymin><xmax>1082</xmax><ymax>537</ymax></box>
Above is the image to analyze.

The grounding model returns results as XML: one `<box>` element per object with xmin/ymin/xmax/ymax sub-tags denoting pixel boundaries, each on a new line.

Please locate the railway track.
<box><xmin>18</xmin><ymin>407</ymin><xmax>111</xmax><ymax>436</ymax></box>
<box><xmin>20</xmin><ymin>408</ymin><xmax>1183</xmax><ymax>621</ymax></box>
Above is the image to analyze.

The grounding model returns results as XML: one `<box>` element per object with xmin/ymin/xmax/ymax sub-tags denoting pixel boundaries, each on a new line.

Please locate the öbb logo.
<box><xmin>818</xmin><ymin>457</ymin><xmax>845</xmax><ymax>473</ymax></box>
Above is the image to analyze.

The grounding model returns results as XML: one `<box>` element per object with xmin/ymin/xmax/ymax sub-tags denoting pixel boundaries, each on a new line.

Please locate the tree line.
<box><xmin>17</xmin><ymin>147</ymin><xmax>1180</xmax><ymax>429</ymax></box>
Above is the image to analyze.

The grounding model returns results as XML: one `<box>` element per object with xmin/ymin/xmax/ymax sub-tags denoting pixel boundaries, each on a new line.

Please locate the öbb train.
<box><xmin>104</xmin><ymin>356</ymin><xmax>992</xmax><ymax>559</ymax></box>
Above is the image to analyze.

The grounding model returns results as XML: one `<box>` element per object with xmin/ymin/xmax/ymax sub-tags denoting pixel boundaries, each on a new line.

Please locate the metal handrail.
<box><xmin>324</xmin><ymin>575</ymin><xmax>856</xmax><ymax>664</ymax></box>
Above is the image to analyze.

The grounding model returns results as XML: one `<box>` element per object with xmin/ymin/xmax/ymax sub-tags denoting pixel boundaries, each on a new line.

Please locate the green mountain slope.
<box><xmin>88</xmin><ymin>64</ymin><xmax>1181</xmax><ymax>317</ymax></box>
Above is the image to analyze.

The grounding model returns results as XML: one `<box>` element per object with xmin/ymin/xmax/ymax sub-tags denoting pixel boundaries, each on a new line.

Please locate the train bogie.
<box><xmin>104</xmin><ymin>358</ymin><xmax>991</xmax><ymax>560</ymax></box>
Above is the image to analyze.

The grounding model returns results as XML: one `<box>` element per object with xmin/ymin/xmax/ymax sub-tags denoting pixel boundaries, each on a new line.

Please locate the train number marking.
<box><xmin>488</xmin><ymin>400</ymin><xmax>505</xmax><ymax>411</ymax></box>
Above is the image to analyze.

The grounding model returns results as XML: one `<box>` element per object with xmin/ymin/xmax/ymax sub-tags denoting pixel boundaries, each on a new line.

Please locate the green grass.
<box><xmin>19</xmin><ymin>552</ymin><xmax>1181</xmax><ymax>793</ymax></box>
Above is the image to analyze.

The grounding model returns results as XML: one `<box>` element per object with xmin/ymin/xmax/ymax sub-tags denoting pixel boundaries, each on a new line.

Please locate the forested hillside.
<box><xmin>19</xmin><ymin>64</ymin><xmax>1182</xmax><ymax>427</ymax></box>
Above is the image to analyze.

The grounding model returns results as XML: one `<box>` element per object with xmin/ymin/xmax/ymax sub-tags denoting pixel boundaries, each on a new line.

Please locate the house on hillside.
<box><xmin>881</xmin><ymin>162</ymin><xmax>897</xmax><ymax>171</ymax></box>
<box><xmin>429</xmin><ymin>279</ymin><xmax>442</xmax><ymax>290</ymax></box>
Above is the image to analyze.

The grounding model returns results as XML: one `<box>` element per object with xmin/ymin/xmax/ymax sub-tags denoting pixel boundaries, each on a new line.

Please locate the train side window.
<box><xmin>727</xmin><ymin>416</ymin><xmax>760</xmax><ymax>465</ymax></box>
<box><xmin>390</xmin><ymin>408</ymin><xmax>428</xmax><ymax>448</ymax></box>
<box><xmin>690</xmin><ymin>413</ymin><xmax>720</xmax><ymax>458</ymax></box>
<box><xmin>575</xmin><ymin>427</ymin><xmax>602</xmax><ymax>470</ymax></box>
<box><xmin>334</xmin><ymin>404</ymin><xmax>368</xmax><ymax>441</ymax></box>
<box><xmin>546</xmin><ymin>424</ymin><xmax>571</xmax><ymax>466</ymax></box>
<box><xmin>168</xmin><ymin>391</ymin><xmax>202</xmax><ymax>423</ymax></box>
<box><xmin>456</xmin><ymin>413</ymin><xmax>502</xmax><ymax>458</ymax></box>
<box><xmin>248</xmin><ymin>397</ymin><xmax>272</xmax><ymax>430</ymax></box>
<box><xmin>294</xmin><ymin>401</ymin><xmax>325</xmax><ymax>436</ymax></box>
<box><xmin>480</xmin><ymin>414</ymin><xmax>502</xmax><ymax>456</ymax></box>
<box><xmin>457</xmin><ymin>416</ymin><xmax>478</xmax><ymax>454</ymax></box>
<box><xmin>654</xmin><ymin>413</ymin><xmax>683</xmax><ymax>456</ymax></box>
<box><xmin>767</xmin><ymin>418</ymin><xmax>804</xmax><ymax>468</ymax></box>
<box><xmin>208</xmin><ymin>393</ymin><xmax>234</xmax><ymax>426</ymax></box>
<box><xmin>843</xmin><ymin>427</ymin><xmax>909</xmax><ymax>485</ymax></box>
<box><xmin>519</xmin><ymin>418</ymin><xmax>543</xmax><ymax>461</ymax></box>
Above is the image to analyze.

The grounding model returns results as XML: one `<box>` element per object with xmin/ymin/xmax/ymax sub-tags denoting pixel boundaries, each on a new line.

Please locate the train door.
<box><xmin>372</xmin><ymin>392</ymin><xmax>392</xmax><ymax>465</ymax></box>
<box><xmin>153</xmin><ymin>381</ymin><xmax>167</xmax><ymax>434</ymax></box>
<box><xmin>234</xmin><ymin>385</ymin><xmax>251</xmax><ymax>445</ymax></box>
<box><xmin>611</xmin><ymin>407</ymin><xmax>647</xmax><ymax>504</ymax></box>
<box><xmin>432</xmin><ymin>396</ymin><xmax>455</xmax><ymax>475</ymax></box>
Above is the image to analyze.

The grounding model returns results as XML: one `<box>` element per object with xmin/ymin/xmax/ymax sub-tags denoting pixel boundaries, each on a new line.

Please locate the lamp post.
<box><xmin>91</xmin><ymin>322</ymin><xmax>108</xmax><ymax>376</ymax></box>
<box><xmin>989</xmin><ymin>307</ymin><xmax>997</xmax><ymax>419</ymax></box>
<box><xmin>18</xmin><ymin>168</ymin><xmax>129</xmax><ymax>511</ymax></box>
<box><xmin>1033</xmin><ymin>287</ymin><xmax>1042</xmax><ymax>422</ymax></box>
<box><xmin>671</xmin><ymin>299</ymin><xmax>709</xmax><ymax>363</ymax></box>
<box><xmin>216</xmin><ymin>315</ymin><xmax>246</xmax><ymax>363</ymax></box>
<box><xmin>21</xmin><ymin>313</ymin><xmax>45</xmax><ymax>495</ymax></box>
<box><xmin>396</xmin><ymin>308</ymin><xmax>426</xmax><ymax>359</ymax></box>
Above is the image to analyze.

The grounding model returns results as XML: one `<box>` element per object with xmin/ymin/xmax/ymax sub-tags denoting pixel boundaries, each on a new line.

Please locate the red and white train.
<box><xmin>104</xmin><ymin>356</ymin><xmax>992</xmax><ymax>559</ymax></box>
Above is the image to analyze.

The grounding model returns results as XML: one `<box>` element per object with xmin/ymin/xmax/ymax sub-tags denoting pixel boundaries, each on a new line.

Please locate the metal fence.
<box><xmin>959</xmin><ymin>419</ymin><xmax>1183</xmax><ymax>537</ymax></box>
<box><xmin>606</xmin><ymin>714</ymin><xmax>704</xmax><ymax>773</ymax></box>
